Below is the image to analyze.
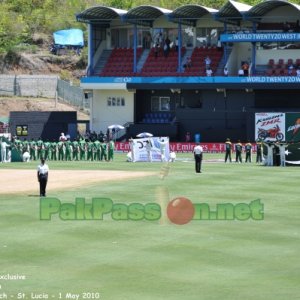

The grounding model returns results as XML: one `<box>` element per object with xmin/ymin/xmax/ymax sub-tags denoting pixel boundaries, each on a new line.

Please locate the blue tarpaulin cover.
<box><xmin>53</xmin><ymin>29</ymin><xmax>84</xmax><ymax>46</ymax></box>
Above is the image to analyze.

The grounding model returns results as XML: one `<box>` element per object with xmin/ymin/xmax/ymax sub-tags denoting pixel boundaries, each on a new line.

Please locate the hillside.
<box><xmin>0</xmin><ymin>33</ymin><xmax>86</xmax><ymax>82</ymax></box>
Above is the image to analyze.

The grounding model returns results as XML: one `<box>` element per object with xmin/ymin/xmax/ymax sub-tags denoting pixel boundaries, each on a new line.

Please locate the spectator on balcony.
<box><xmin>165</xmin><ymin>36</ymin><xmax>171</xmax><ymax>52</ymax></box>
<box><xmin>238</xmin><ymin>68</ymin><xmax>244</xmax><ymax>77</ymax></box>
<box><xmin>223</xmin><ymin>67</ymin><xmax>229</xmax><ymax>76</ymax></box>
<box><xmin>242</xmin><ymin>62</ymin><xmax>249</xmax><ymax>76</ymax></box>
<box><xmin>154</xmin><ymin>42</ymin><xmax>159</xmax><ymax>58</ymax></box>
<box><xmin>174</xmin><ymin>37</ymin><xmax>179</xmax><ymax>52</ymax></box>
<box><xmin>183</xmin><ymin>57</ymin><xmax>192</xmax><ymax>69</ymax></box>
<box><xmin>288</xmin><ymin>64</ymin><xmax>294</xmax><ymax>75</ymax></box>
<box><xmin>206</xmin><ymin>67</ymin><xmax>213</xmax><ymax>77</ymax></box>
<box><xmin>163</xmin><ymin>42</ymin><xmax>168</xmax><ymax>57</ymax></box>
<box><xmin>204</xmin><ymin>56</ymin><xmax>211</xmax><ymax>69</ymax></box>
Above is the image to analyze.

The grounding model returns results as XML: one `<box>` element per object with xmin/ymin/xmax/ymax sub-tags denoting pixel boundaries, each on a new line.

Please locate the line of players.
<box><xmin>11</xmin><ymin>136</ymin><xmax>115</xmax><ymax>162</ymax></box>
<box><xmin>224</xmin><ymin>138</ymin><xmax>288</xmax><ymax>166</ymax></box>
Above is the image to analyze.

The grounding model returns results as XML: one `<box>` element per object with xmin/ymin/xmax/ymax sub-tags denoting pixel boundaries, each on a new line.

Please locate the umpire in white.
<box><xmin>37</xmin><ymin>158</ymin><xmax>49</xmax><ymax>197</ymax></box>
<box><xmin>193</xmin><ymin>142</ymin><xmax>203</xmax><ymax>173</ymax></box>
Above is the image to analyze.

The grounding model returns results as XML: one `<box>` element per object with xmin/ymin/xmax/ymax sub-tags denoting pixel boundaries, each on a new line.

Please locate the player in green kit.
<box><xmin>51</xmin><ymin>140</ymin><xmax>58</xmax><ymax>161</ymax></box>
<box><xmin>65</xmin><ymin>139</ymin><xmax>72</xmax><ymax>161</ymax></box>
<box><xmin>72</xmin><ymin>139</ymin><xmax>79</xmax><ymax>161</ymax></box>
<box><xmin>100</xmin><ymin>142</ymin><xmax>108</xmax><ymax>161</ymax></box>
<box><xmin>108</xmin><ymin>140</ymin><xmax>115</xmax><ymax>161</ymax></box>
<box><xmin>79</xmin><ymin>139</ymin><xmax>86</xmax><ymax>161</ymax></box>
<box><xmin>87</xmin><ymin>140</ymin><xmax>94</xmax><ymax>161</ymax></box>
<box><xmin>44</xmin><ymin>140</ymin><xmax>51</xmax><ymax>160</ymax></box>
<box><xmin>93</xmin><ymin>139</ymin><xmax>101</xmax><ymax>161</ymax></box>
<box><xmin>36</xmin><ymin>137</ymin><xmax>43</xmax><ymax>159</ymax></box>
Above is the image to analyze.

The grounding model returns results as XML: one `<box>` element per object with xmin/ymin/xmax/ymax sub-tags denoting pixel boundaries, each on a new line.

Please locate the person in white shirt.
<box><xmin>158</xmin><ymin>138</ymin><xmax>168</xmax><ymax>162</ymax></box>
<box><xmin>275</xmin><ymin>142</ymin><xmax>288</xmax><ymax>167</ymax></box>
<box><xmin>59</xmin><ymin>132</ymin><xmax>67</xmax><ymax>142</ymax></box>
<box><xmin>193</xmin><ymin>143</ymin><xmax>203</xmax><ymax>173</ymax></box>
<box><xmin>145</xmin><ymin>140</ymin><xmax>152</xmax><ymax>162</ymax></box>
<box><xmin>0</xmin><ymin>138</ymin><xmax>9</xmax><ymax>163</ymax></box>
<box><xmin>37</xmin><ymin>158</ymin><xmax>49</xmax><ymax>197</ymax></box>
<box><xmin>223</xmin><ymin>67</ymin><xmax>229</xmax><ymax>76</ymax></box>
<box><xmin>296</xmin><ymin>68</ymin><xmax>300</xmax><ymax>77</ymax></box>
<box><xmin>169</xmin><ymin>151</ymin><xmax>176</xmax><ymax>162</ymax></box>
<box><xmin>206</xmin><ymin>68</ymin><xmax>213</xmax><ymax>77</ymax></box>
<box><xmin>264</xmin><ymin>142</ymin><xmax>274</xmax><ymax>166</ymax></box>
<box><xmin>22</xmin><ymin>151</ymin><xmax>30</xmax><ymax>162</ymax></box>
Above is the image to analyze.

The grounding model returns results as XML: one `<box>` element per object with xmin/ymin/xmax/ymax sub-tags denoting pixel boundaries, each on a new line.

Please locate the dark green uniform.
<box><xmin>245</xmin><ymin>142</ymin><xmax>252</xmax><ymax>163</ymax></box>
<box><xmin>93</xmin><ymin>140</ymin><xmax>101</xmax><ymax>161</ymax></box>
<box><xmin>100</xmin><ymin>142</ymin><xmax>108</xmax><ymax>161</ymax></box>
<box><xmin>72</xmin><ymin>140</ymin><xmax>80</xmax><ymax>161</ymax></box>
<box><xmin>108</xmin><ymin>140</ymin><xmax>115</xmax><ymax>161</ymax></box>
<box><xmin>225</xmin><ymin>139</ymin><xmax>232</xmax><ymax>163</ymax></box>
<box><xmin>36</xmin><ymin>138</ymin><xmax>43</xmax><ymax>159</ymax></box>
<box><xmin>235</xmin><ymin>141</ymin><xmax>243</xmax><ymax>163</ymax></box>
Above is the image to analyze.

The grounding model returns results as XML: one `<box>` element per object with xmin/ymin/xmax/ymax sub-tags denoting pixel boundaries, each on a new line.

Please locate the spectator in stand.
<box><xmin>223</xmin><ymin>67</ymin><xmax>229</xmax><ymax>76</ymax></box>
<box><xmin>206</xmin><ymin>67</ymin><xmax>213</xmax><ymax>77</ymax></box>
<box><xmin>59</xmin><ymin>132</ymin><xmax>67</xmax><ymax>142</ymax></box>
<box><xmin>296</xmin><ymin>68</ymin><xmax>300</xmax><ymax>77</ymax></box>
<box><xmin>238</xmin><ymin>68</ymin><xmax>244</xmax><ymax>77</ymax></box>
<box><xmin>165</xmin><ymin>36</ymin><xmax>171</xmax><ymax>53</ymax></box>
<box><xmin>183</xmin><ymin>57</ymin><xmax>192</xmax><ymax>69</ymax></box>
<box><xmin>154</xmin><ymin>42</ymin><xmax>159</xmax><ymax>58</ymax></box>
<box><xmin>204</xmin><ymin>56</ymin><xmax>211</xmax><ymax>69</ymax></box>
<box><xmin>163</xmin><ymin>42</ymin><xmax>168</xmax><ymax>57</ymax></box>
<box><xmin>242</xmin><ymin>62</ymin><xmax>249</xmax><ymax>76</ymax></box>
<box><xmin>288</xmin><ymin>64</ymin><xmax>294</xmax><ymax>75</ymax></box>
<box><xmin>174</xmin><ymin>37</ymin><xmax>179</xmax><ymax>52</ymax></box>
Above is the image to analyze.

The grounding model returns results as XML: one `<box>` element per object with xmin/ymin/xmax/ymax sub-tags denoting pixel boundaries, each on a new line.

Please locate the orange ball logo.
<box><xmin>167</xmin><ymin>197</ymin><xmax>195</xmax><ymax>225</ymax></box>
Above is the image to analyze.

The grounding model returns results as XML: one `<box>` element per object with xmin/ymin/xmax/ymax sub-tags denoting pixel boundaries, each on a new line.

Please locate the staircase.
<box><xmin>215</xmin><ymin>47</ymin><xmax>233</xmax><ymax>76</ymax></box>
<box><xmin>93</xmin><ymin>50</ymin><xmax>112</xmax><ymax>75</ymax></box>
<box><xmin>137</xmin><ymin>49</ymin><xmax>150</xmax><ymax>73</ymax></box>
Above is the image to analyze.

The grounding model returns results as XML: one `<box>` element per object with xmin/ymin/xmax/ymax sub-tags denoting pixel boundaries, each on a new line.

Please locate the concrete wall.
<box><xmin>91</xmin><ymin>89</ymin><xmax>135</xmax><ymax>132</ymax></box>
<box><xmin>0</xmin><ymin>75</ymin><xmax>58</xmax><ymax>98</ymax></box>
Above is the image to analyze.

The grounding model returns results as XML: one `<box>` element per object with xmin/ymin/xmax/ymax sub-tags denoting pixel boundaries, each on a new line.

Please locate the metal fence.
<box><xmin>57</xmin><ymin>79</ymin><xmax>90</xmax><ymax>112</ymax></box>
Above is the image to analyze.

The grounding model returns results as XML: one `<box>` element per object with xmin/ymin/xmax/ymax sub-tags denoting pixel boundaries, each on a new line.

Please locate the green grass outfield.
<box><xmin>0</xmin><ymin>153</ymin><xmax>299</xmax><ymax>300</ymax></box>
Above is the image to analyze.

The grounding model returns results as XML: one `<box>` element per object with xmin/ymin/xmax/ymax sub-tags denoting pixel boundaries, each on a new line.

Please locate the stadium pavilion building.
<box><xmin>77</xmin><ymin>0</ymin><xmax>300</xmax><ymax>142</ymax></box>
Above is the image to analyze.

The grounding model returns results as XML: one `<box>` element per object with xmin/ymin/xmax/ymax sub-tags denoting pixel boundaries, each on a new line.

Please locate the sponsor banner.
<box><xmin>116</xmin><ymin>142</ymin><xmax>257</xmax><ymax>153</ymax></box>
<box><xmin>255</xmin><ymin>112</ymin><xmax>285</xmax><ymax>142</ymax></box>
<box><xmin>220</xmin><ymin>33</ymin><xmax>300</xmax><ymax>42</ymax></box>
<box><xmin>81</xmin><ymin>76</ymin><xmax>300</xmax><ymax>85</ymax></box>
<box><xmin>129</xmin><ymin>137</ymin><xmax>170</xmax><ymax>162</ymax></box>
<box><xmin>285</xmin><ymin>113</ymin><xmax>300</xmax><ymax>142</ymax></box>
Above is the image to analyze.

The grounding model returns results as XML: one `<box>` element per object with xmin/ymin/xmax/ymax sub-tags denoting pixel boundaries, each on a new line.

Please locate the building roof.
<box><xmin>169</xmin><ymin>4</ymin><xmax>218</xmax><ymax>26</ymax></box>
<box><xmin>215</xmin><ymin>0</ymin><xmax>252</xmax><ymax>24</ymax></box>
<box><xmin>246</xmin><ymin>0</ymin><xmax>300</xmax><ymax>20</ymax></box>
<box><xmin>76</xmin><ymin>6</ymin><xmax>127</xmax><ymax>24</ymax></box>
<box><xmin>124</xmin><ymin>6</ymin><xmax>172</xmax><ymax>26</ymax></box>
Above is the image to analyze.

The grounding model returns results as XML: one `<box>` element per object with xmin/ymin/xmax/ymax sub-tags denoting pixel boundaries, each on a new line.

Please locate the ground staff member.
<box><xmin>193</xmin><ymin>142</ymin><xmax>203</xmax><ymax>173</ymax></box>
<box><xmin>37</xmin><ymin>158</ymin><xmax>49</xmax><ymax>197</ymax></box>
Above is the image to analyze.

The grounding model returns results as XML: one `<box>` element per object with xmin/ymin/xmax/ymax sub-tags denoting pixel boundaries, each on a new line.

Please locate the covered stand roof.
<box><xmin>168</xmin><ymin>4</ymin><xmax>218</xmax><ymax>26</ymax></box>
<box><xmin>123</xmin><ymin>6</ymin><xmax>172</xmax><ymax>27</ymax></box>
<box><xmin>215</xmin><ymin>0</ymin><xmax>252</xmax><ymax>24</ymax></box>
<box><xmin>76</xmin><ymin>6</ymin><xmax>127</xmax><ymax>24</ymax></box>
<box><xmin>245</xmin><ymin>0</ymin><xmax>300</xmax><ymax>21</ymax></box>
